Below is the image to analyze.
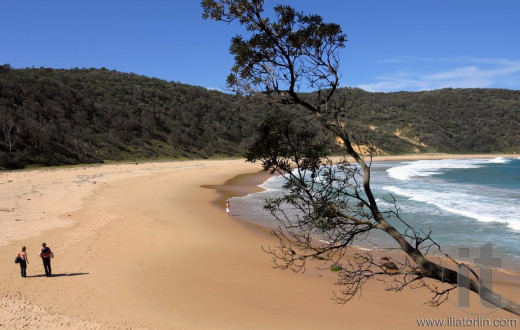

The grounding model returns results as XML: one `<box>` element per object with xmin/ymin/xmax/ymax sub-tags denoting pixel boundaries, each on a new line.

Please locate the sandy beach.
<box><xmin>1</xmin><ymin>155</ymin><xmax>519</xmax><ymax>329</ymax></box>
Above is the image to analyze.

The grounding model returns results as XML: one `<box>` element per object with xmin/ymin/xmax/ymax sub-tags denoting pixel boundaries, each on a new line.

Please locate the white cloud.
<box><xmin>357</xmin><ymin>57</ymin><xmax>520</xmax><ymax>92</ymax></box>
<box><xmin>423</xmin><ymin>66</ymin><xmax>481</xmax><ymax>80</ymax></box>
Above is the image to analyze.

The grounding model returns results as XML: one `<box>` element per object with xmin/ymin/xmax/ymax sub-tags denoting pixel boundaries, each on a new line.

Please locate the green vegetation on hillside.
<box><xmin>341</xmin><ymin>88</ymin><xmax>520</xmax><ymax>154</ymax></box>
<box><xmin>0</xmin><ymin>64</ymin><xmax>260</xmax><ymax>169</ymax></box>
<box><xmin>1</xmin><ymin>65</ymin><xmax>519</xmax><ymax>169</ymax></box>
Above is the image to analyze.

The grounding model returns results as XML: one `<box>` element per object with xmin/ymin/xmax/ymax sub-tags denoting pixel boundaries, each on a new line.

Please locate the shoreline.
<box><xmin>369</xmin><ymin>153</ymin><xmax>519</xmax><ymax>160</ymax></box>
<box><xmin>1</xmin><ymin>155</ymin><xmax>519</xmax><ymax>329</ymax></box>
<box><xmin>208</xmin><ymin>154</ymin><xmax>520</xmax><ymax>275</ymax></box>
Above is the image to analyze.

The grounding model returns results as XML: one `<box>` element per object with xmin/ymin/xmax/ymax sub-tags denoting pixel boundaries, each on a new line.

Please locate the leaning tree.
<box><xmin>202</xmin><ymin>0</ymin><xmax>520</xmax><ymax>315</ymax></box>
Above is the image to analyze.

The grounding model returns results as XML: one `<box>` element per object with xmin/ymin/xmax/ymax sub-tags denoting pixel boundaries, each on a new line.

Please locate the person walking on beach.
<box><xmin>39</xmin><ymin>243</ymin><xmax>52</xmax><ymax>277</ymax></box>
<box><xmin>17</xmin><ymin>246</ymin><xmax>29</xmax><ymax>277</ymax></box>
<box><xmin>225</xmin><ymin>201</ymin><xmax>230</xmax><ymax>215</ymax></box>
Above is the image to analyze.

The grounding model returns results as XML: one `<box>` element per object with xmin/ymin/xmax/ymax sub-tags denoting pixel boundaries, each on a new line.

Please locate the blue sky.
<box><xmin>1</xmin><ymin>0</ymin><xmax>519</xmax><ymax>92</ymax></box>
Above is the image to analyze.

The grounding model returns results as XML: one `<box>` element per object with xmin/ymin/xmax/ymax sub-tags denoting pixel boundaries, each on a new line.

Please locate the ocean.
<box><xmin>231</xmin><ymin>157</ymin><xmax>520</xmax><ymax>271</ymax></box>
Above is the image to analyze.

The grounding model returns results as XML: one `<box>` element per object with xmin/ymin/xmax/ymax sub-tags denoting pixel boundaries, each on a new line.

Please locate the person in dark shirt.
<box><xmin>39</xmin><ymin>242</ymin><xmax>52</xmax><ymax>277</ymax></box>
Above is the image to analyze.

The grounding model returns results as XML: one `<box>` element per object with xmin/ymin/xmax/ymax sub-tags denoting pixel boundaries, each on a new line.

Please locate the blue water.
<box><xmin>232</xmin><ymin>157</ymin><xmax>520</xmax><ymax>271</ymax></box>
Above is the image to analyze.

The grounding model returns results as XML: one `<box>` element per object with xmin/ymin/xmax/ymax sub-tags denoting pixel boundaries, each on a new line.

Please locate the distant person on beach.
<box><xmin>39</xmin><ymin>243</ymin><xmax>52</xmax><ymax>277</ymax></box>
<box><xmin>17</xmin><ymin>246</ymin><xmax>29</xmax><ymax>277</ymax></box>
<box><xmin>226</xmin><ymin>201</ymin><xmax>230</xmax><ymax>215</ymax></box>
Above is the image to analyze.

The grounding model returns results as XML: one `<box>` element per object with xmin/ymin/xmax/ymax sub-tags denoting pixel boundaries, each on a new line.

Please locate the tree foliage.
<box><xmin>203</xmin><ymin>0</ymin><xmax>520</xmax><ymax>316</ymax></box>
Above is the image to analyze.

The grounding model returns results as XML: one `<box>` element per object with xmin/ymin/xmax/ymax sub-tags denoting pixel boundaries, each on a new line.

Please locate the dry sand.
<box><xmin>1</xmin><ymin>155</ymin><xmax>519</xmax><ymax>329</ymax></box>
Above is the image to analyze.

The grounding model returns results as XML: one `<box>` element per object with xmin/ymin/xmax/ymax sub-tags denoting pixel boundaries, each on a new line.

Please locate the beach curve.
<box><xmin>1</xmin><ymin>156</ymin><xmax>519</xmax><ymax>329</ymax></box>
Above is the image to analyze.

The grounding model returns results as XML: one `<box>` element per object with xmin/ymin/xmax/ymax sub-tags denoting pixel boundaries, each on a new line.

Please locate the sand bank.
<box><xmin>1</xmin><ymin>156</ymin><xmax>519</xmax><ymax>329</ymax></box>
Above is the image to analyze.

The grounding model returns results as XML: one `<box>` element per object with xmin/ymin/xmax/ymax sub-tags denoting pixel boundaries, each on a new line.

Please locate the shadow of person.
<box><xmin>25</xmin><ymin>274</ymin><xmax>47</xmax><ymax>278</ymax></box>
<box><xmin>25</xmin><ymin>272</ymin><xmax>89</xmax><ymax>278</ymax></box>
<box><xmin>49</xmin><ymin>272</ymin><xmax>90</xmax><ymax>277</ymax></box>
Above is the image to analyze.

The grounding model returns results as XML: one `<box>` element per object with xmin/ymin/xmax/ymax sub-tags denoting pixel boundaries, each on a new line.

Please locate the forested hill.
<box><xmin>0</xmin><ymin>65</ymin><xmax>261</xmax><ymax>169</ymax></box>
<box><xmin>1</xmin><ymin>65</ymin><xmax>519</xmax><ymax>169</ymax></box>
<box><xmin>339</xmin><ymin>87</ymin><xmax>520</xmax><ymax>155</ymax></box>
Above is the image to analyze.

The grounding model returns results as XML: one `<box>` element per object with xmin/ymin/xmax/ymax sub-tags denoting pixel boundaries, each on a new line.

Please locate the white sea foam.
<box><xmin>258</xmin><ymin>174</ymin><xmax>286</xmax><ymax>191</ymax></box>
<box><xmin>386</xmin><ymin>158</ymin><xmax>503</xmax><ymax>181</ymax></box>
<box><xmin>488</xmin><ymin>156</ymin><xmax>509</xmax><ymax>164</ymax></box>
<box><xmin>383</xmin><ymin>185</ymin><xmax>520</xmax><ymax>231</ymax></box>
